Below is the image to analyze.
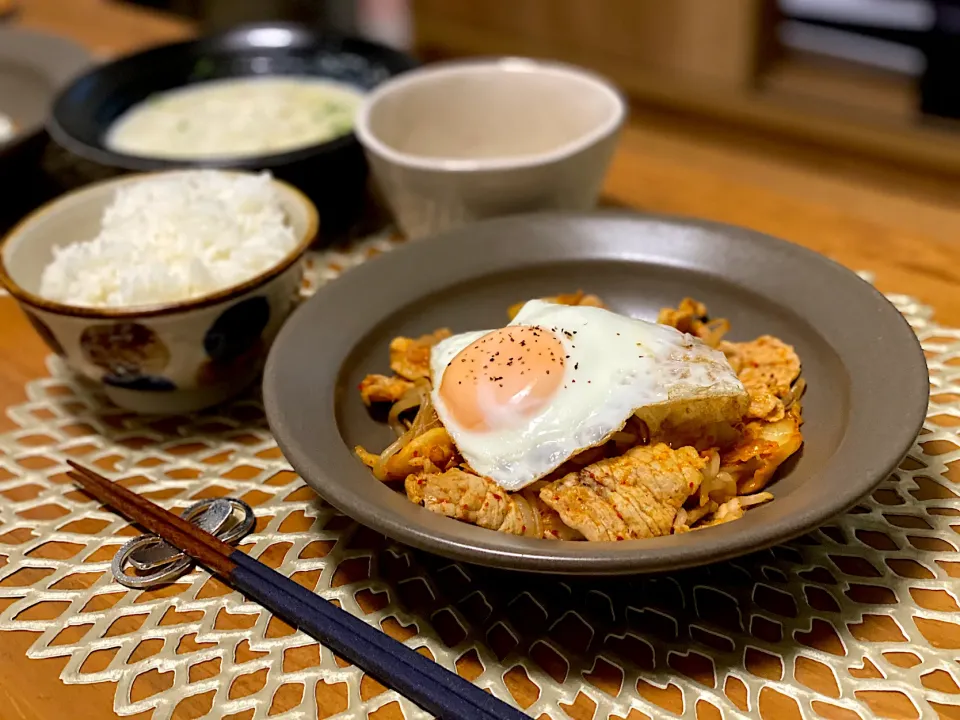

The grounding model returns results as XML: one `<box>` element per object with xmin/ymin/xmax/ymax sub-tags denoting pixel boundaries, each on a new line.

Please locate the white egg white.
<box><xmin>430</xmin><ymin>299</ymin><xmax>747</xmax><ymax>491</ymax></box>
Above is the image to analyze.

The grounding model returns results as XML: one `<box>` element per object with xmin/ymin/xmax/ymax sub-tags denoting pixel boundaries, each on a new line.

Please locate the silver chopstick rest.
<box><xmin>111</xmin><ymin>497</ymin><xmax>255</xmax><ymax>588</ymax></box>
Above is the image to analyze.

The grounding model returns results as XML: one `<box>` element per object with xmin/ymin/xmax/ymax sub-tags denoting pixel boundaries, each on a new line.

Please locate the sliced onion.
<box><xmin>673</xmin><ymin>508</ymin><xmax>690</xmax><ymax>533</ymax></box>
<box><xmin>611</xmin><ymin>431</ymin><xmax>637</xmax><ymax>446</ymax></box>
<box><xmin>711</xmin><ymin>471</ymin><xmax>737</xmax><ymax>503</ymax></box>
<box><xmin>408</xmin><ymin>387</ymin><xmax>441</xmax><ymax>437</ymax></box>
<box><xmin>705</xmin><ymin>451</ymin><xmax>720</xmax><ymax>481</ymax></box>
<box><xmin>372</xmin><ymin>433</ymin><xmax>409</xmax><ymax>481</ymax></box>
<box><xmin>739</xmin><ymin>491</ymin><xmax>774</xmax><ymax>507</ymax></box>
<box><xmin>387</xmin><ymin>387</ymin><xmax>424</xmax><ymax>436</ymax></box>
<box><xmin>697</xmin><ymin>451</ymin><xmax>721</xmax><ymax>506</ymax></box>
<box><xmin>785</xmin><ymin>377</ymin><xmax>807</xmax><ymax>408</ymax></box>
<box><xmin>700</xmin><ymin>319</ymin><xmax>730</xmax><ymax>348</ymax></box>
<box><xmin>684</xmin><ymin>501</ymin><xmax>717</xmax><ymax>529</ymax></box>
<box><xmin>376</xmin><ymin>379</ymin><xmax>447</xmax><ymax>481</ymax></box>
<box><xmin>518</xmin><ymin>490</ymin><xmax>542</xmax><ymax>538</ymax></box>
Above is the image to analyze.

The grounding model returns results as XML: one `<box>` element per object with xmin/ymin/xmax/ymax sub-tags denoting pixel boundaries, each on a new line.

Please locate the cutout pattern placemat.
<box><xmin>0</xmin><ymin>240</ymin><xmax>958</xmax><ymax>720</ymax></box>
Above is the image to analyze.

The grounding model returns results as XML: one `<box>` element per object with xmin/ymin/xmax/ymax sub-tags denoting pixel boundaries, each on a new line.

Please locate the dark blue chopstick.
<box><xmin>229</xmin><ymin>551</ymin><xmax>528</xmax><ymax>720</ymax></box>
<box><xmin>66</xmin><ymin>462</ymin><xmax>527</xmax><ymax>720</ymax></box>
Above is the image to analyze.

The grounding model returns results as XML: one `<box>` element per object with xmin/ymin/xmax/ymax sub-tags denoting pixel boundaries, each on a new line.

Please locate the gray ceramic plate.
<box><xmin>263</xmin><ymin>212</ymin><xmax>928</xmax><ymax>575</ymax></box>
<box><xmin>0</xmin><ymin>28</ymin><xmax>94</xmax><ymax>161</ymax></box>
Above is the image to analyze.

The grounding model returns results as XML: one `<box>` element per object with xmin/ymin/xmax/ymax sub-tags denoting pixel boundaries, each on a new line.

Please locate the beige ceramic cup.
<box><xmin>355</xmin><ymin>58</ymin><xmax>626</xmax><ymax>239</ymax></box>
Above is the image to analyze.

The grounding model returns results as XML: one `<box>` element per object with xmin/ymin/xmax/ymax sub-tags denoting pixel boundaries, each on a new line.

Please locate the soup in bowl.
<box><xmin>106</xmin><ymin>76</ymin><xmax>365</xmax><ymax>161</ymax></box>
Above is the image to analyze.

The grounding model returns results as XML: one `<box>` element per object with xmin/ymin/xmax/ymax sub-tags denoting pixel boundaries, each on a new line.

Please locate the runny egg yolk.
<box><xmin>438</xmin><ymin>325</ymin><xmax>565</xmax><ymax>432</ymax></box>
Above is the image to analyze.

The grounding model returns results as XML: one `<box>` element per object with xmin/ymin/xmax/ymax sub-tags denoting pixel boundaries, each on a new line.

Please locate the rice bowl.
<box><xmin>0</xmin><ymin>170</ymin><xmax>318</xmax><ymax>414</ymax></box>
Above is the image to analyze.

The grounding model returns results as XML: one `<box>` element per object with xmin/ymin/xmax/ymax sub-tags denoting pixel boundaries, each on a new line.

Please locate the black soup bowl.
<box><xmin>48</xmin><ymin>23</ymin><xmax>418</xmax><ymax>238</ymax></box>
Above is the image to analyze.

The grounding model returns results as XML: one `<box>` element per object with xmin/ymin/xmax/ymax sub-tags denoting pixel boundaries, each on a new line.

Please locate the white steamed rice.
<box><xmin>39</xmin><ymin>171</ymin><xmax>298</xmax><ymax>308</ymax></box>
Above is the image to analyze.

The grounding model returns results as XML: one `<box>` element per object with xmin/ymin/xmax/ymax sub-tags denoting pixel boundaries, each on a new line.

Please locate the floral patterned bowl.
<box><xmin>0</xmin><ymin>171</ymin><xmax>318</xmax><ymax>414</ymax></box>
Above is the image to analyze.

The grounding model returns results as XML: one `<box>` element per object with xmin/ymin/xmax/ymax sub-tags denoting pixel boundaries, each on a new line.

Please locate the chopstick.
<box><xmin>66</xmin><ymin>461</ymin><xmax>528</xmax><ymax>720</ymax></box>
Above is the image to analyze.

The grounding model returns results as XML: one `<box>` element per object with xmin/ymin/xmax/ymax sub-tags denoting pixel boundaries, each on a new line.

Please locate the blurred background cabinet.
<box><xmin>413</xmin><ymin>0</ymin><xmax>775</xmax><ymax>90</ymax></box>
<box><xmin>411</xmin><ymin>0</ymin><xmax>960</xmax><ymax>178</ymax></box>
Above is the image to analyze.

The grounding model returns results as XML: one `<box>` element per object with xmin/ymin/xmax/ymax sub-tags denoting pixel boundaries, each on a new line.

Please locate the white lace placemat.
<box><xmin>0</xmin><ymin>242</ymin><xmax>957</xmax><ymax>720</ymax></box>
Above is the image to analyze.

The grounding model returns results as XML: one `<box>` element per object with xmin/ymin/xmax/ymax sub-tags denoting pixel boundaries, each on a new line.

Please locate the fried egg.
<box><xmin>430</xmin><ymin>299</ymin><xmax>748</xmax><ymax>490</ymax></box>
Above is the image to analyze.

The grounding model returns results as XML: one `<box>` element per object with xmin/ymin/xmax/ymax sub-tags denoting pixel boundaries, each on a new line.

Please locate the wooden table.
<box><xmin>3</xmin><ymin>2</ymin><xmax>960</xmax><ymax>719</ymax></box>
<box><xmin>12</xmin><ymin>0</ymin><xmax>191</xmax><ymax>56</ymax></box>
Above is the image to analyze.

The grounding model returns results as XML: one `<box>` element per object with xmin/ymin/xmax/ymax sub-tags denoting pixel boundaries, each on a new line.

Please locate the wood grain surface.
<box><xmin>412</xmin><ymin>0</ymin><xmax>960</xmax><ymax>179</ymax></box>
<box><xmin>3</xmin><ymin>2</ymin><xmax>960</xmax><ymax>719</ymax></box>
<box><xmin>0</xmin><ymin>0</ymin><xmax>17</xmax><ymax>21</ymax></box>
<box><xmin>14</xmin><ymin>0</ymin><xmax>191</xmax><ymax>57</ymax></box>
